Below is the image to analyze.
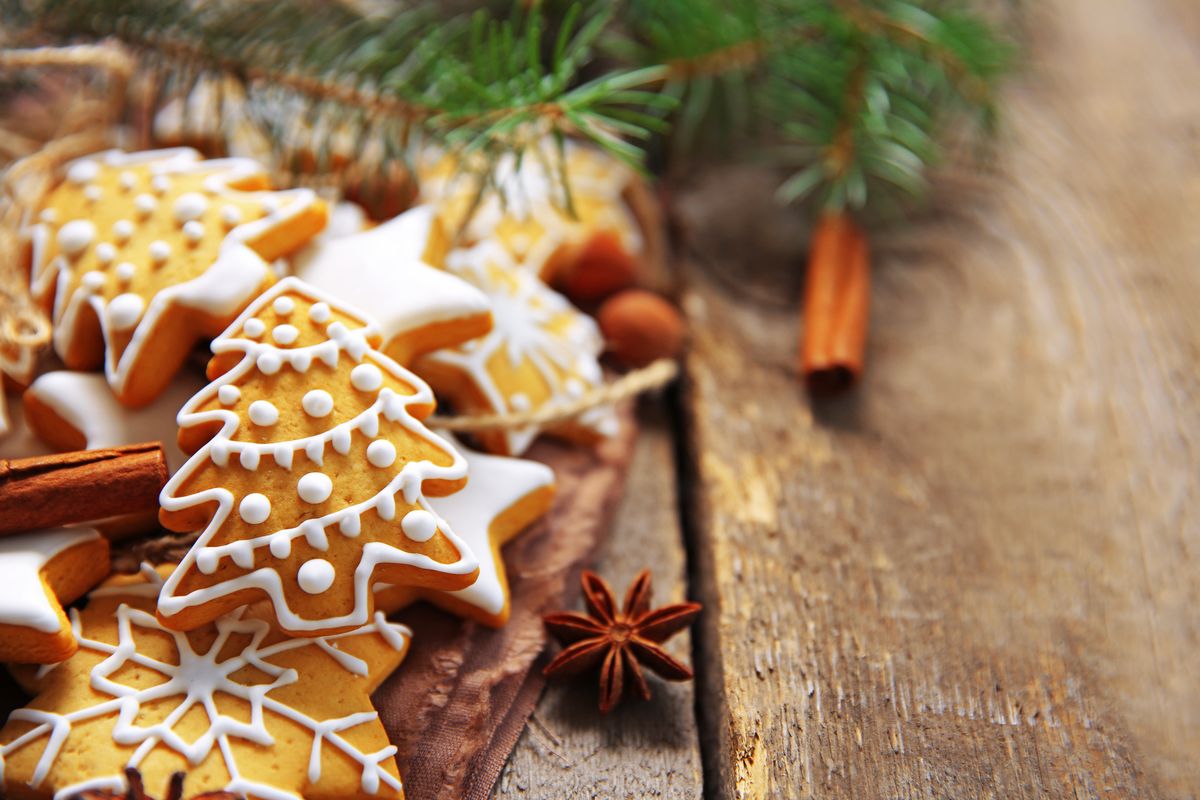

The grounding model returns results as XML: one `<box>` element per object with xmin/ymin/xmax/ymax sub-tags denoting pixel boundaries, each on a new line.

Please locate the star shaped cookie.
<box><xmin>0</xmin><ymin>565</ymin><xmax>411</xmax><ymax>799</ymax></box>
<box><xmin>293</xmin><ymin>205</ymin><xmax>492</xmax><ymax>366</ymax></box>
<box><xmin>0</xmin><ymin>527</ymin><xmax>109</xmax><ymax>664</ymax></box>
<box><xmin>374</xmin><ymin>435</ymin><xmax>555</xmax><ymax>627</ymax></box>
<box><xmin>415</xmin><ymin>240</ymin><xmax>619</xmax><ymax>456</ymax></box>
<box><xmin>27</xmin><ymin>148</ymin><xmax>327</xmax><ymax>407</ymax></box>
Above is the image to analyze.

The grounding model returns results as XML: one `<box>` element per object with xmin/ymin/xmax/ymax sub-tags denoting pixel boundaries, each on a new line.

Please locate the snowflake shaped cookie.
<box><xmin>416</xmin><ymin>241</ymin><xmax>619</xmax><ymax>456</ymax></box>
<box><xmin>0</xmin><ymin>565</ymin><xmax>411</xmax><ymax>800</ymax></box>
<box><xmin>159</xmin><ymin>277</ymin><xmax>479</xmax><ymax>636</ymax></box>
<box><xmin>374</xmin><ymin>434</ymin><xmax>555</xmax><ymax>627</ymax></box>
<box><xmin>27</xmin><ymin>148</ymin><xmax>327</xmax><ymax>407</ymax></box>
<box><xmin>418</xmin><ymin>140</ymin><xmax>644</xmax><ymax>282</ymax></box>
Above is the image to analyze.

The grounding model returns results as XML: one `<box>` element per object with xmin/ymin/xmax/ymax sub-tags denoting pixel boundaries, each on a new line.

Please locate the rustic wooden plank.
<box><xmin>678</xmin><ymin>0</ymin><xmax>1200</xmax><ymax>797</ymax></box>
<box><xmin>495</xmin><ymin>398</ymin><xmax>703</xmax><ymax>799</ymax></box>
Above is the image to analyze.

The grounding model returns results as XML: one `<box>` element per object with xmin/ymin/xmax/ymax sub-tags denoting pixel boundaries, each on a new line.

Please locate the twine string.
<box><xmin>429</xmin><ymin>358</ymin><xmax>679</xmax><ymax>432</ymax></box>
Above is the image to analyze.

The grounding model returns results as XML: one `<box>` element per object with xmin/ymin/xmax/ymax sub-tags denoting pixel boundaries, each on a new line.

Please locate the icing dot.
<box><xmin>271</xmin><ymin>324</ymin><xmax>299</xmax><ymax>345</ymax></box>
<box><xmin>221</xmin><ymin>205</ymin><xmax>243</xmax><ymax>226</ymax></box>
<box><xmin>256</xmin><ymin>351</ymin><xmax>282</xmax><ymax>375</ymax></box>
<box><xmin>308</xmin><ymin>302</ymin><xmax>331</xmax><ymax>323</ymax></box>
<box><xmin>248</xmin><ymin>399</ymin><xmax>279</xmax><ymax>426</ymax></box>
<box><xmin>565</xmin><ymin>379</ymin><xmax>585</xmax><ymax>399</ymax></box>
<box><xmin>151</xmin><ymin>174</ymin><xmax>170</xmax><ymax>194</ymax></box>
<box><xmin>174</xmin><ymin>192</ymin><xmax>209</xmax><ymax>223</ymax></box>
<box><xmin>81</xmin><ymin>271</ymin><xmax>105</xmax><ymax>291</ymax></box>
<box><xmin>119</xmin><ymin>171</ymin><xmax>136</xmax><ymax>191</ymax></box>
<box><xmin>302</xmin><ymin>389</ymin><xmax>334</xmax><ymax>417</ymax></box>
<box><xmin>95</xmin><ymin>243</ymin><xmax>116</xmax><ymax>265</ymax></box>
<box><xmin>401</xmin><ymin>510</ymin><xmax>438</xmax><ymax>542</ymax></box>
<box><xmin>135</xmin><ymin>193</ymin><xmax>157</xmax><ymax>217</ymax></box>
<box><xmin>116</xmin><ymin>262</ymin><xmax>136</xmax><ymax>284</ymax></box>
<box><xmin>243</xmin><ymin>318</ymin><xmax>266</xmax><ymax>338</ymax></box>
<box><xmin>66</xmin><ymin>160</ymin><xmax>99</xmax><ymax>185</ymax></box>
<box><xmin>84</xmin><ymin>185</ymin><xmax>102</xmax><ymax>202</ymax></box>
<box><xmin>107</xmin><ymin>293</ymin><xmax>144</xmax><ymax>331</ymax></box>
<box><xmin>269</xmin><ymin>532</ymin><xmax>292</xmax><ymax>559</ymax></box>
<box><xmin>350</xmin><ymin>363</ymin><xmax>383</xmax><ymax>392</ymax></box>
<box><xmin>510</xmin><ymin>393</ymin><xmax>531</xmax><ymax>412</ymax></box>
<box><xmin>183</xmin><ymin>220</ymin><xmax>205</xmax><ymax>243</ymax></box>
<box><xmin>297</xmin><ymin>558</ymin><xmax>336</xmax><ymax>594</ymax></box>
<box><xmin>57</xmin><ymin>220</ymin><xmax>95</xmax><ymax>256</ymax></box>
<box><xmin>112</xmin><ymin>219</ymin><xmax>134</xmax><ymax>243</ymax></box>
<box><xmin>367</xmin><ymin>440</ymin><xmax>396</xmax><ymax>469</ymax></box>
<box><xmin>149</xmin><ymin>240</ymin><xmax>171</xmax><ymax>264</ymax></box>
<box><xmin>218</xmin><ymin>384</ymin><xmax>241</xmax><ymax>405</ymax></box>
<box><xmin>297</xmin><ymin>472</ymin><xmax>332</xmax><ymax>504</ymax></box>
<box><xmin>273</xmin><ymin>296</ymin><xmax>295</xmax><ymax>316</ymax></box>
<box><xmin>239</xmin><ymin>493</ymin><xmax>271</xmax><ymax>524</ymax></box>
<box><xmin>38</xmin><ymin>208</ymin><xmax>57</xmax><ymax>224</ymax></box>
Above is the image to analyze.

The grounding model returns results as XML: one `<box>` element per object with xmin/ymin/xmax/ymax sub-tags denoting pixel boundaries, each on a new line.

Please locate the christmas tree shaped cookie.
<box><xmin>27</xmin><ymin>148</ymin><xmax>327</xmax><ymax>407</ymax></box>
<box><xmin>0</xmin><ymin>565</ymin><xmax>411</xmax><ymax>799</ymax></box>
<box><xmin>416</xmin><ymin>241</ymin><xmax>619</xmax><ymax>456</ymax></box>
<box><xmin>374</xmin><ymin>435</ymin><xmax>555</xmax><ymax>627</ymax></box>
<box><xmin>419</xmin><ymin>140</ymin><xmax>644</xmax><ymax>283</ymax></box>
<box><xmin>159</xmin><ymin>277</ymin><xmax>479</xmax><ymax>636</ymax></box>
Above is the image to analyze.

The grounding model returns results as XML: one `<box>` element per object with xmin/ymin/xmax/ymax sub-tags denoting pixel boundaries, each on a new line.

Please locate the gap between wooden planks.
<box><xmin>675</xmin><ymin>0</ymin><xmax>1200</xmax><ymax>797</ymax></box>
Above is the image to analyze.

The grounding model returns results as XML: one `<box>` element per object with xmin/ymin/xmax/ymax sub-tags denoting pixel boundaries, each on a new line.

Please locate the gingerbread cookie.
<box><xmin>0</xmin><ymin>564</ymin><xmax>410</xmax><ymax>799</ymax></box>
<box><xmin>293</xmin><ymin>205</ymin><xmax>492</xmax><ymax>365</ymax></box>
<box><xmin>0</xmin><ymin>527</ymin><xmax>109</xmax><ymax>664</ymax></box>
<box><xmin>416</xmin><ymin>240</ymin><xmax>619</xmax><ymax>456</ymax></box>
<box><xmin>27</xmin><ymin>148</ymin><xmax>327</xmax><ymax>407</ymax></box>
<box><xmin>418</xmin><ymin>140</ymin><xmax>645</xmax><ymax>284</ymax></box>
<box><xmin>158</xmin><ymin>277</ymin><xmax>480</xmax><ymax>636</ymax></box>
<box><xmin>374</xmin><ymin>435</ymin><xmax>555</xmax><ymax>627</ymax></box>
<box><xmin>24</xmin><ymin>370</ymin><xmax>206</xmax><ymax>473</ymax></box>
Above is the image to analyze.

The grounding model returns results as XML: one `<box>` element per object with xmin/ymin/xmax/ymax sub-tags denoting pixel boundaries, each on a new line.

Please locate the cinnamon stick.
<box><xmin>800</xmin><ymin>212</ymin><xmax>870</xmax><ymax>394</ymax></box>
<box><xmin>0</xmin><ymin>443</ymin><xmax>167</xmax><ymax>536</ymax></box>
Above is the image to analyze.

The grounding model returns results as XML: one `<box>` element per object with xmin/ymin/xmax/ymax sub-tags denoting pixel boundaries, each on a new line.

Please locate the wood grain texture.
<box><xmin>496</xmin><ymin>399</ymin><xmax>704</xmax><ymax>799</ymax></box>
<box><xmin>678</xmin><ymin>0</ymin><xmax>1200</xmax><ymax>797</ymax></box>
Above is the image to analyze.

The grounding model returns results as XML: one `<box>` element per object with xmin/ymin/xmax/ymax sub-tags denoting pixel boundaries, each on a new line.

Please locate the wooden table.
<box><xmin>497</xmin><ymin>0</ymin><xmax>1200</xmax><ymax>796</ymax></box>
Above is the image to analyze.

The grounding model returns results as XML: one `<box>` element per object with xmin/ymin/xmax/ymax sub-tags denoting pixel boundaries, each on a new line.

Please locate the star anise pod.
<box><xmin>543</xmin><ymin>569</ymin><xmax>702</xmax><ymax>713</ymax></box>
<box><xmin>66</xmin><ymin>767</ymin><xmax>242</xmax><ymax>800</ymax></box>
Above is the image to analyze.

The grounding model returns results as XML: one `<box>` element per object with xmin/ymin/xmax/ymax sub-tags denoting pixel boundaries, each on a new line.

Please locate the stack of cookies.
<box><xmin>0</xmin><ymin>143</ymin><xmax>649</xmax><ymax>799</ymax></box>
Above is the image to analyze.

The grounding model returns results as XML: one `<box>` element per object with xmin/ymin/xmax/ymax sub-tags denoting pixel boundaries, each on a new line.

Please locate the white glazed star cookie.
<box><xmin>27</xmin><ymin>148</ymin><xmax>327</xmax><ymax>407</ymax></box>
<box><xmin>415</xmin><ymin>240</ymin><xmax>619</xmax><ymax>456</ymax></box>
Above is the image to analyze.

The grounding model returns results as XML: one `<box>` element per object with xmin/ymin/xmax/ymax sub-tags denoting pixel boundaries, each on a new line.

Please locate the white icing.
<box><xmin>0</xmin><ymin>567</ymin><xmax>409</xmax><ymax>799</ymax></box>
<box><xmin>115</xmin><ymin>262</ymin><xmax>136</xmax><ymax>283</ymax></box>
<box><xmin>302</xmin><ymin>389</ymin><xmax>334</xmax><ymax>417</ymax></box>
<box><xmin>239</xmin><ymin>493</ymin><xmax>271</xmax><ymax>524</ymax></box>
<box><xmin>271</xmin><ymin>324</ymin><xmax>299</xmax><ymax>345</ymax></box>
<box><xmin>118</xmin><ymin>171</ymin><xmax>136</xmax><ymax>190</ymax></box>
<box><xmin>309</xmin><ymin>302</ymin><xmax>331</xmax><ymax>323</ymax></box>
<box><xmin>66</xmin><ymin>160</ymin><xmax>99</xmax><ymax>185</ymax></box>
<box><xmin>293</xmin><ymin>207</ymin><xmax>491</xmax><ymax>354</ymax></box>
<box><xmin>0</xmin><ymin>528</ymin><xmax>102</xmax><ymax>632</ymax></box>
<box><xmin>39</xmin><ymin>208</ymin><xmax>57</xmax><ymax>224</ymax></box>
<box><xmin>112</xmin><ymin>219</ymin><xmax>134</xmax><ymax>243</ymax></box>
<box><xmin>95</xmin><ymin>243</ymin><xmax>116</xmax><ymax>265</ymax></box>
<box><xmin>157</xmin><ymin>277</ymin><xmax>477</xmax><ymax>633</ymax></box>
<box><xmin>218</xmin><ymin>384</ymin><xmax>241</xmax><ymax>405</ymax></box>
<box><xmin>81</xmin><ymin>271</ymin><xmax>105</xmax><ymax>291</ymax></box>
<box><xmin>173</xmin><ymin>191</ymin><xmax>209</xmax><ymax>223</ymax></box>
<box><xmin>256</xmin><ymin>351</ymin><xmax>282</xmax><ymax>374</ymax></box>
<box><xmin>183</xmin><ymin>220</ymin><xmax>205</xmax><ymax>243</ymax></box>
<box><xmin>350</xmin><ymin>363</ymin><xmax>382</xmax><ymax>392</ymax></box>
<box><xmin>151</xmin><ymin>173</ymin><xmax>170</xmax><ymax>194</ymax></box>
<box><xmin>221</xmin><ymin>204</ymin><xmax>242</xmax><ymax>226</ymax></box>
<box><xmin>248</xmin><ymin>399</ymin><xmax>279</xmax><ymax>426</ymax></box>
<box><xmin>244</xmin><ymin>318</ymin><xmax>266</xmax><ymax>338</ymax></box>
<box><xmin>297</xmin><ymin>472</ymin><xmax>333</xmax><ymax>504</ymax></box>
<box><xmin>135</xmin><ymin>193</ymin><xmax>157</xmax><ymax>216</ymax></box>
<box><xmin>149</xmin><ymin>240</ymin><xmax>171</xmax><ymax>263</ymax></box>
<box><xmin>26</xmin><ymin>370</ymin><xmax>206</xmax><ymax>473</ymax></box>
<box><xmin>57</xmin><ymin>220</ymin><xmax>94</xmax><ymax>256</ymax></box>
<box><xmin>424</xmin><ymin>240</ymin><xmax>618</xmax><ymax>455</ymax></box>
<box><xmin>366</xmin><ymin>440</ymin><xmax>396</xmax><ymax>468</ymax></box>
<box><xmin>273</xmin><ymin>296</ymin><xmax>295</xmax><ymax>316</ymax></box>
<box><xmin>400</xmin><ymin>510</ymin><xmax>437</xmax><ymax>542</ymax></box>
<box><xmin>297</xmin><ymin>559</ymin><xmax>336</xmax><ymax>594</ymax></box>
<box><xmin>106</xmin><ymin>293</ymin><xmax>144</xmax><ymax>332</ymax></box>
<box><xmin>83</xmin><ymin>185</ymin><xmax>102</xmax><ymax>202</ymax></box>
